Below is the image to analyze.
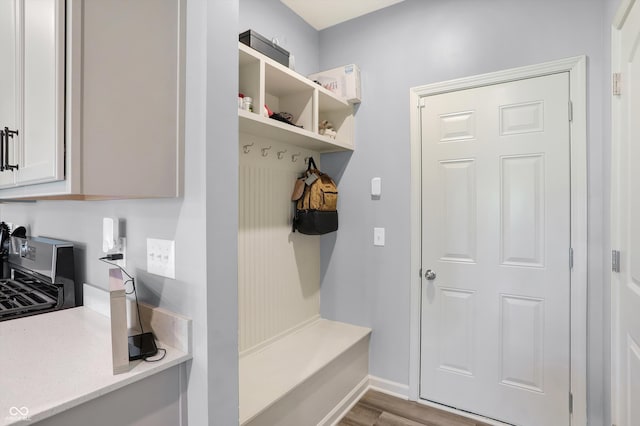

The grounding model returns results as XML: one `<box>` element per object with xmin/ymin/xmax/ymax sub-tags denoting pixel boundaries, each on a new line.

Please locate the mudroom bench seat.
<box><xmin>239</xmin><ymin>318</ymin><xmax>371</xmax><ymax>426</ymax></box>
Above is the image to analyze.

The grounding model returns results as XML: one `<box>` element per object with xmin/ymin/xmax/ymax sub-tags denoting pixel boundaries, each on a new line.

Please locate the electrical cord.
<box><xmin>99</xmin><ymin>254</ymin><xmax>167</xmax><ymax>363</ymax></box>
<box><xmin>98</xmin><ymin>255</ymin><xmax>144</xmax><ymax>334</ymax></box>
<box><xmin>98</xmin><ymin>254</ymin><xmax>144</xmax><ymax>333</ymax></box>
<box><xmin>98</xmin><ymin>257</ymin><xmax>135</xmax><ymax>294</ymax></box>
<box><xmin>143</xmin><ymin>348</ymin><xmax>167</xmax><ymax>362</ymax></box>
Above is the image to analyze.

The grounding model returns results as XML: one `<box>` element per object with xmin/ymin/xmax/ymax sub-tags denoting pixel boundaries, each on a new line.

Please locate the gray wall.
<box><xmin>3</xmin><ymin>0</ymin><xmax>619</xmax><ymax>424</ymax></box>
<box><xmin>318</xmin><ymin>1</ymin><xmax>610</xmax><ymax>425</ymax></box>
<box><xmin>205</xmin><ymin>0</ymin><xmax>240</xmax><ymax>423</ymax></box>
<box><xmin>239</xmin><ymin>0</ymin><xmax>319</xmax><ymax>75</ymax></box>
<box><xmin>0</xmin><ymin>0</ymin><xmax>240</xmax><ymax>424</ymax></box>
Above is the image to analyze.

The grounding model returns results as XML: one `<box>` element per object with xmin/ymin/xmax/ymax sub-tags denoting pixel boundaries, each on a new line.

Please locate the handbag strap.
<box><xmin>307</xmin><ymin>156</ymin><xmax>317</xmax><ymax>171</ymax></box>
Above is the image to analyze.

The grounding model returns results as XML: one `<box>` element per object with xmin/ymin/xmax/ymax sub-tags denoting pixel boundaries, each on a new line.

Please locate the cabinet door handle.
<box><xmin>0</xmin><ymin>128</ymin><xmax>5</xmax><ymax>172</ymax></box>
<box><xmin>3</xmin><ymin>127</ymin><xmax>19</xmax><ymax>171</ymax></box>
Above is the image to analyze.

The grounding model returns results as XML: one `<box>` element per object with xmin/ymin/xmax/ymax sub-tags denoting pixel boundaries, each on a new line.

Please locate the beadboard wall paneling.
<box><xmin>238</xmin><ymin>134</ymin><xmax>320</xmax><ymax>353</ymax></box>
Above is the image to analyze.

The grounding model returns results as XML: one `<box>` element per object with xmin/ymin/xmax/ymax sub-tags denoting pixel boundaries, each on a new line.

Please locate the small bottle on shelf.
<box><xmin>242</xmin><ymin>97</ymin><xmax>253</xmax><ymax>112</ymax></box>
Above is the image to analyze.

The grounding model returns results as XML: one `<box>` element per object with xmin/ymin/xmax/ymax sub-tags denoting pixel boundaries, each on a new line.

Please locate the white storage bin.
<box><xmin>309</xmin><ymin>64</ymin><xmax>361</xmax><ymax>104</ymax></box>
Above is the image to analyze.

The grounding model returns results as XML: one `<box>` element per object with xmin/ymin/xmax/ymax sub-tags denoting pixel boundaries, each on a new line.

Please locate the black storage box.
<box><xmin>239</xmin><ymin>30</ymin><xmax>290</xmax><ymax>67</ymax></box>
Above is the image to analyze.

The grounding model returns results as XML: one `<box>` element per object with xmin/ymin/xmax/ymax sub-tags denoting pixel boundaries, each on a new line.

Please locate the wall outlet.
<box><xmin>147</xmin><ymin>238</ymin><xmax>176</xmax><ymax>279</ymax></box>
<box><xmin>102</xmin><ymin>217</ymin><xmax>126</xmax><ymax>267</ymax></box>
<box><xmin>114</xmin><ymin>237</ymin><xmax>126</xmax><ymax>268</ymax></box>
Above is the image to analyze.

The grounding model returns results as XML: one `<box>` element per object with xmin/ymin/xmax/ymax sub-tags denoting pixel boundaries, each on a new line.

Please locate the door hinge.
<box><xmin>419</xmin><ymin>267</ymin><xmax>423</xmax><ymax>278</ymax></box>
<box><xmin>613</xmin><ymin>73</ymin><xmax>622</xmax><ymax>96</ymax></box>
<box><xmin>612</xmin><ymin>250</ymin><xmax>621</xmax><ymax>273</ymax></box>
<box><xmin>569</xmin><ymin>247</ymin><xmax>574</xmax><ymax>269</ymax></box>
<box><xmin>568</xmin><ymin>101</ymin><xmax>573</xmax><ymax>122</ymax></box>
<box><xmin>418</xmin><ymin>98</ymin><xmax>426</xmax><ymax>109</ymax></box>
<box><xmin>569</xmin><ymin>392</ymin><xmax>573</xmax><ymax>413</ymax></box>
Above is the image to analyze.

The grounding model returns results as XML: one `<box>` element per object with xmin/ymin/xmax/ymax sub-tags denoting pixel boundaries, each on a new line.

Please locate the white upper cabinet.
<box><xmin>0</xmin><ymin>0</ymin><xmax>185</xmax><ymax>199</ymax></box>
<box><xmin>0</xmin><ymin>1</ymin><xmax>17</xmax><ymax>188</ymax></box>
<box><xmin>0</xmin><ymin>0</ymin><xmax>60</xmax><ymax>188</ymax></box>
<box><xmin>238</xmin><ymin>42</ymin><xmax>355</xmax><ymax>152</ymax></box>
<box><xmin>19</xmin><ymin>0</ymin><xmax>65</xmax><ymax>186</ymax></box>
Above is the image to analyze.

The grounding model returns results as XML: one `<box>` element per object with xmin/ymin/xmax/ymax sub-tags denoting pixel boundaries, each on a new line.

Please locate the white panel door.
<box><xmin>612</xmin><ymin>2</ymin><xmax>640</xmax><ymax>425</ymax></box>
<box><xmin>420</xmin><ymin>73</ymin><xmax>571</xmax><ymax>426</ymax></box>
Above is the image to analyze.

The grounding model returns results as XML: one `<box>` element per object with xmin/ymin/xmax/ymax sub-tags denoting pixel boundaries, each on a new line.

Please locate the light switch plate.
<box><xmin>371</xmin><ymin>177</ymin><xmax>381</xmax><ymax>196</ymax></box>
<box><xmin>374</xmin><ymin>227</ymin><xmax>385</xmax><ymax>246</ymax></box>
<box><xmin>147</xmin><ymin>238</ymin><xmax>176</xmax><ymax>279</ymax></box>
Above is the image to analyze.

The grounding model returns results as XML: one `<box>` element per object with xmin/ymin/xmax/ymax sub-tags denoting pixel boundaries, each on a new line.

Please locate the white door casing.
<box><xmin>612</xmin><ymin>1</ymin><xmax>640</xmax><ymax>425</ymax></box>
<box><xmin>409</xmin><ymin>57</ymin><xmax>588</xmax><ymax>426</ymax></box>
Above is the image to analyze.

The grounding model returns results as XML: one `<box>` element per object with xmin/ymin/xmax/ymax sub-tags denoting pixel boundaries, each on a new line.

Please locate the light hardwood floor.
<box><xmin>337</xmin><ymin>390</ymin><xmax>493</xmax><ymax>426</ymax></box>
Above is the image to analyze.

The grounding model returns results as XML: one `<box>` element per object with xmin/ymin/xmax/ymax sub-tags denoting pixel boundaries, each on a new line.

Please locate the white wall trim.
<box><xmin>368</xmin><ymin>375</ymin><xmax>410</xmax><ymax>400</ymax></box>
<box><xmin>321</xmin><ymin>375</ymin><xmax>370</xmax><ymax>426</ymax></box>
<box><xmin>408</xmin><ymin>86</ymin><xmax>422</xmax><ymax>404</ymax></box>
<box><xmin>323</xmin><ymin>376</ymin><xmax>403</xmax><ymax>426</ymax></box>
<box><xmin>408</xmin><ymin>56</ymin><xmax>588</xmax><ymax>426</ymax></box>
<box><xmin>614</xmin><ymin>0</ymin><xmax>636</xmax><ymax>29</ymax></box>
<box><xmin>610</xmin><ymin>1</ymin><xmax>632</xmax><ymax>421</ymax></box>
<box><xmin>409</xmin><ymin>56</ymin><xmax>586</xmax><ymax>98</ymax></box>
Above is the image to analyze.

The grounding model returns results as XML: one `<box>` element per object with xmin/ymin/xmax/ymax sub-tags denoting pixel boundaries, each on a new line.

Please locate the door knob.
<box><xmin>424</xmin><ymin>269</ymin><xmax>436</xmax><ymax>280</ymax></box>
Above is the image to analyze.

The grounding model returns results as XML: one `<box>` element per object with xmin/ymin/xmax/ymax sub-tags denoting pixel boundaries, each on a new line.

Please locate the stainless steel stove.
<box><xmin>0</xmin><ymin>236</ymin><xmax>77</xmax><ymax>321</ymax></box>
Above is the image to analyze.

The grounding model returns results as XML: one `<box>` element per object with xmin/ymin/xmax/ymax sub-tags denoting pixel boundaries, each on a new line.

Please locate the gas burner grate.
<box><xmin>0</xmin><ymin>279</ymin><xmax>58</xmax><ymax>317</ymax></box>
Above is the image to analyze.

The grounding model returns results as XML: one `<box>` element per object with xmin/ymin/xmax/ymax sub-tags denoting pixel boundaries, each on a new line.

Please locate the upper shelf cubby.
<box><xmin>238</xmin><ymin>42</ymin><xmax>354</xmax><ymax>153</ymax></box>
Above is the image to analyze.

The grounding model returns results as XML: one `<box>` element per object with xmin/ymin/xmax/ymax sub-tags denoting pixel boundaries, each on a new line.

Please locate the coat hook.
<box><xmin>261</xmin><ymin>146</ymin><xmax>272</xmax><ymax>157</ymax></box>
<box><xmin>277</xmin><ymin>149</ymin><xmax>287</xmax><ymax>159</ymax></box>
<box><xmin>291</xmin><ymin>152</ymin><xmax>301</xmax><ymax>162</ymax></box>
<box><xmin>243</xmin><ymin>142</ymin><xmax>254</xmax><ymax>154</ymax></box>
<box><xmin>304</xmin><ymin>156</ymin><xmax>310</xmax><ymax>165</ymax></box>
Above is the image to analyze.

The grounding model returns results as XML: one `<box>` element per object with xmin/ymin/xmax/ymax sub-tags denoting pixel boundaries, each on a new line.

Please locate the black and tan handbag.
<box><xmin>291</xmin><ymin>157</ymin><xmax>338</xmax><ymax>235</ymax></box>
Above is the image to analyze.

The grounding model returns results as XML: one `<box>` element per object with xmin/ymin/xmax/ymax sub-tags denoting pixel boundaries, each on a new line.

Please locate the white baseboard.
<box><xmin>368</xmin><ymin>376</ymin><xmax>410</xmax><ymax>400</ymax></box>
<box><xmin>320</xmin><ymin>375</ymin><xmax>370</xmax><ymax>426</ymax></box>
<box><xmin>321</xmin><ymin>376</ymin><xmax>409</xmax><ymax>426</ymax></box>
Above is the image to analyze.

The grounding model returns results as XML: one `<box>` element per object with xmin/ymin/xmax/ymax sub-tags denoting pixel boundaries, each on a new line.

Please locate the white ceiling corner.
<box><xmin>280</xmin><ymin>0</ymin><xmax>406</xmax><ymax>31</ymax></box>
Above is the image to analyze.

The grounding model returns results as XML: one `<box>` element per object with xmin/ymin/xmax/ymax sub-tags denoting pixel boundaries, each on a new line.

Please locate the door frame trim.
<box><xmin>408</xmin><ymin>56</ymin><xmax>588</xmax><ymax>425</ymax></box>
<box><xmin>610</xmin><ymin>1</ymin><xmax>634</xmax><ymax>423</ymax></box>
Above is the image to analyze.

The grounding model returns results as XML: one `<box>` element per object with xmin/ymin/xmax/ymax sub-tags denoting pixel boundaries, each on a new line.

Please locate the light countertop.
<box><xmin>0</xmin><ymin>307</ymin><xmax>192</xmax><ymax>425</ymax></box>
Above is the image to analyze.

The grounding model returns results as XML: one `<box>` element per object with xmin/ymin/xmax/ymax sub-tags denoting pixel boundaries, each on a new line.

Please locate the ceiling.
<box><xmin>280</xmin><ymin>0</ymin><xmax>406</xmax><ymax>31</ymax></box>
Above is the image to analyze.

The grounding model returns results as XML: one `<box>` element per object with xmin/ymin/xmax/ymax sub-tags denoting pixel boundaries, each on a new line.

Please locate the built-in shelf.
<box><xmin>239</xmin><ymin>109</ymin><xmax>352</xmax><ymax>152</ymax></box>
<box><xmin>238</xmin><ymin>42</ymin><xmax>355</xmax><ymax>152</ymax></box>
